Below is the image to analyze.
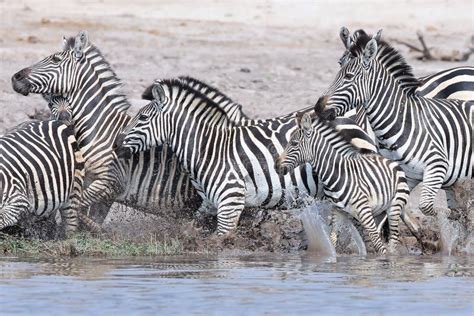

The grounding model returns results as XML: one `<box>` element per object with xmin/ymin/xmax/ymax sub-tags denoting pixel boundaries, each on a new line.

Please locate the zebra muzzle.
<box><xmin>11</xmin><ymin>68</ymin><xmax>32</xmax><ymax>96</ymax></box>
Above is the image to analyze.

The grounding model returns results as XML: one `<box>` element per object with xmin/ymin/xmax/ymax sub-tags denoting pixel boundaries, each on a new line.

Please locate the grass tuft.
<box><xmin>0</xmin><ymin>232</ymin><xmax>184</xmax><ymax>257</ymax></box>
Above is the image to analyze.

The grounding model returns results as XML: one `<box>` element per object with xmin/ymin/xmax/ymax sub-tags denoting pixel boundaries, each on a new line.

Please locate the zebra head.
<box><xmin>317</xmin><ymin>30</ymin><xmax>383</xmax><ymax>121</ymax></box>
<box><xmin>12</xmin><ymin>31</ymin><xmax>90</xmax><ymax>96</ymax></box>
<box><xmin>116</xmin><ymin>83</ymin><xmax>170</xmax><ymax>155</ymax></box>
<box><xmin>43</xmin><ymin>94</ymin><xmax>73</xmax><ymax>124</ymax></box>
<box><xmin>276</xmin><ymin>112</ymin><xmax>315</xmax><ymax>175</ymax></box>
<box><xmin>338</xmin><ymin>28</ymin><xmax>382</xmax><ymax>67</ymax></box>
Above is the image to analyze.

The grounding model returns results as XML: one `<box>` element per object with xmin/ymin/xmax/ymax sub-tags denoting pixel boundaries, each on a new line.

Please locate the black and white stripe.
<box><xmin>317</xmin><ymin>31</ymin><xmax>473</xmax><ymax>217</ymax></box>
<box><xmin>338</xmin><ymin>28</ymin><xmax>474</xmax><ymax>139</ymax></box>
<box><xmin>0</xmin><ymin>120</ymin><xmax>85</xmax><ymax>233</ymax></box>
<box><xmin>11</xmin><ymin>31</ymin><xmax>250</xmax><ymax>225</ymax></box>
<box><xmin>276</xmin><ymin>113</ymin><xmax>409</xmax><ymax>254</ymax></box>
<box><xmin>117</xmin><ymin>79</ymin><xmax>377</xmax><ymax>235</ymax></box>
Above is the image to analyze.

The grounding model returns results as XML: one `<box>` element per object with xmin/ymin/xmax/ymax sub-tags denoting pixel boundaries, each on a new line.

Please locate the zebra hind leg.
<box><xmin>386</xmin><ymin>204</ymin><xmax>403</xmax><ymax>254</ymax></box>
<box><xmin>419</xmin><ymin>161</ymin><xmax>448</xmax><ymax>216</ymax></box>
<box><xmin>0</xmin><ymin>192</ymin><xmax>31</xmax><ymax>231</ymax></box>
<box><xmin>356</xmin><ymin>205</ymin><xmax>387</xmax><ymax>255</ymax></box>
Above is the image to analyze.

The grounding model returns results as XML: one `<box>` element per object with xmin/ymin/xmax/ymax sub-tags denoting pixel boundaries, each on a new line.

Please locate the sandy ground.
<box><xmin>0</xmin><ymin>0</ymin><xmax>472</xmax><ymax>249</ymax></box>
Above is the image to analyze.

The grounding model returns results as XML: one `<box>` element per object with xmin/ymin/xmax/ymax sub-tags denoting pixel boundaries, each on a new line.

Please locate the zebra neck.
<box><xmin>364</xmin><ymin>76</ymin><xmax>412</xmax><ymax>147</ymax></box>
<box><xmin>167</xmin><ymin>119</ymin><xmax>223</xmax><ymax>181</ymax></box>
<box><xmin>308</xmin><ymin>135</ymin><xmax>347</xmax><ymax>185</ymax></box>
<box><xmin>66</xmin><ymin>67</ymin><xmax>131</xmax><ymax>152</ymax></box>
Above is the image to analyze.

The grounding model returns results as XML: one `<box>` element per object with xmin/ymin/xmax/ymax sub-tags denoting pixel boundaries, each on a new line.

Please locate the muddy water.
<box><xmin>1</xmin><ymin>254</ymin><xmax>472</xmax><ymax>315</ymax></box>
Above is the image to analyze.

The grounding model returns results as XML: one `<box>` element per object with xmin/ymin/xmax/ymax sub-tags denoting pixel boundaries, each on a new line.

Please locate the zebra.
<box><xmin>11</xmin><ymin>31</ymin><xmax>251</xmax><ymax>226</ymax></box>
<box><xmin>115</xmin><ymin>78</ymin><xmax>380</xmax><ymax>235</ymax></box>
<box><xmin>0</xmin><ymin>119</ymin><xmax>85</xmax><ymax>234</ymax></box>
<box><xmin>315</xmin><ymin>30</ymin><xmax>473</xmax><ymax>217</ymax></box>
<box><xmin>337</xmin><ymin>27</ymin><xmax>474</xmax><ymax>139</ymax></box>
<box><xmin>275</xmin><ymin>112</ymin><xmax>409</xmax><ymax>254</ymax></box>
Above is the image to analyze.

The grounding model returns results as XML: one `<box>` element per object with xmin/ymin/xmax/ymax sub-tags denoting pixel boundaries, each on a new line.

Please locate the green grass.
<box><xmin>0</xmin><ymin>232</ymin><xmax>184</xmax><ymax>257</ymax></box>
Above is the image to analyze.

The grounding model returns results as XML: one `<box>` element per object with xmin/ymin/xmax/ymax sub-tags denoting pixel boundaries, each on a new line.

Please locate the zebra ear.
<box><xmin>152</xmin><ymin>84</ymin><xmax>168</xmax><ymax>105</ymax></box>
<box><xmin>362</xmin><ymin>38</ymin><xmax>378</xmax><ymax>68</ymax></box>
<box><xmin>300</xmin><ymin>113</ymin><xmax>313</xmax><ymax>134</ymax></box>
<box><xmin>373</xmin><ymin>29</ymin><xmax>383</xmax><ymax>42</ymax></box>
<box><xmin>74</xmin><ymin>30</ymin><xmax>88</xmax><ymax>59</ymax></box>
<box><xmin>62</xmin><ymin>36</ymin><xmax>68</xmax><ymax>50</ymax></box>
<box><xmin>339</xmin><ymin>26</ymin><xmax>351</xmax><ymax>49</ymax></box>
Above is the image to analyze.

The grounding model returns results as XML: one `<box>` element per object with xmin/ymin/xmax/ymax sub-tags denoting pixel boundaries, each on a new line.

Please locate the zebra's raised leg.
<box><xmin>355</xmin><ymin>204</ymin><xmax>387</xmax><ymax>255</ymax></box>
<box><xmin>419</xmin><ymin>159</ymin><xmax>448</xmax><ymax>216</ymax></box>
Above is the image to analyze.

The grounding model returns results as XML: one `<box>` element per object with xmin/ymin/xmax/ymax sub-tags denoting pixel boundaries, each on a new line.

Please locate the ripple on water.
<box><xmin>0</xmin><ymin>254</ymin><xmax>472</xmax><ymax>315</ymax></box>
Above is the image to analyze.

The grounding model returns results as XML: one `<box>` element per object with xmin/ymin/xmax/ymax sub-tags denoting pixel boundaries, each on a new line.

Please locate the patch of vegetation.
<box><xmin>0</xmin><ymin>232</ymin><xmax>184</xmax><ymax>257</ymax></box>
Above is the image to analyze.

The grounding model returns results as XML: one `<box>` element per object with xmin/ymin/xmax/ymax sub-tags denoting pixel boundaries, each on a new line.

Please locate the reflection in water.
<box><xmin>0</xmin><ymin>254</ymin><xmax>472</xmax><ymax>315</ymax></box>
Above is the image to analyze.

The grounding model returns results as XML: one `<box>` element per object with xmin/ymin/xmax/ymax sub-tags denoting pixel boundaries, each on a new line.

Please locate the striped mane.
<box><xmin>157</xmin><ymin>78</ymin><xmax>234</xmax><ymax>124</ymax></box>
<box><xmin>63</xmin><ymin>36</ymin><xmax>131</xmax><ymax>113</ymax></box>
<box><xmin>349</xmin><ymin>33</ymin><xmax>421</xmax><ymax>94</ymax></box>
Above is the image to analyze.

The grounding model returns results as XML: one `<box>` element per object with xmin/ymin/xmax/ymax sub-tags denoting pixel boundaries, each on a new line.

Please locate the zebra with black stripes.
<box><xmin>115</xmin><ymin>79</ymin><xmax>378</xmax><ymax>235</ymax></box>
<box><xmin>276</xmin><ymin>112</ymin><xmax>409</xmax><ymax>254</ymax></box>
<box><xmin>11</xmin><ymin>31</ymin><xmax>248</xmax><ymax>226</ymax></box>
<box><xmin>316</xmin><ymin>30</ymin><xmax>473</xmax><ymax>217</ymax></box>
<box><xmin>0</xmin><ymin>119</ymin><xmax>85</xmax><ymax>234</ymax></box>
<box><xmin>337</xmin><ymin>27</ymin><xmax>474</xmax><ymax>139</ymax></box>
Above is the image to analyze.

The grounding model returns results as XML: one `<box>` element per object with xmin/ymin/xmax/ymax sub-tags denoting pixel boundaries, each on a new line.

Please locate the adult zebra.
<box><xmin>115</xmin><ymin>79</ymin><xmax>380</xmax><ymax>235</ymax></box>
<box><xmin>337</xmin><ymin>28</ymin><xmax>474</xmax><ymax>138</ymax></box>
<box><xmin>276</xmin><ymin>113</ymin><xmax>410</xmax><ymax>254</ymax></box>
<box><xmin>0</xmin><ymin>119</ymin><xmax>85</xmax><ymax>234</ymax></box>
<box><xmin>315</xmin><ymin>31</ymin><xmax>473</xmax><ymax>217</ymax></box>
<box><xmin>11</xmin><ymin>31</ymin><xmax>252</xmax><ymax>226</ymax></box>
<box><xmin>339</xmin><ymin>27</ymin><xmax>474</xmax><ymax>101</ymax></box>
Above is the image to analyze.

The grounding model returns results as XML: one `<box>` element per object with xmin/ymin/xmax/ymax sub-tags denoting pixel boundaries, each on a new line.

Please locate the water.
<box><xmin>1</xmin><ymin>254</ymin><xmax>472</xmax><ymax>315</ymax></box>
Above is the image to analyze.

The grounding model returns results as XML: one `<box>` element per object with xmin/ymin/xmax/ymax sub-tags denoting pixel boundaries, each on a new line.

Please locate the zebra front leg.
<box><xmin>58</xmin><ymin>160</ymin><xmax>86</xmax><ymax>236</ymax></box>
<box><xmin>356</xmin><ymin>205</ymin><xmax>387</xmax><ymax>255</ymax></box>
<box><xmin>216</xmin><ymin>195</ymin><xmax>246</xmax><ymax>236</ymax></box>
<box><xmin>419</xmin><ymin>160</ymin><xmax>448</xmax><ymax>216</ymax></box>
<box><xmin>329</xmin><ymin>210</ymin><xmax>339</xmax><ymax>248</ymax></box>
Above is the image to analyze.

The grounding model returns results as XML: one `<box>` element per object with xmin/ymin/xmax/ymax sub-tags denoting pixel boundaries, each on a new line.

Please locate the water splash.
<box><xmin>437</xmin><ymin>209</ymin><xmax>462</xmax><ymax>256</ymax></box>
<box><xmin>332</xmin><ymin>212</ymin><xmax>367</xmax><ymax>256</ymax></box>
<box><xmin>300</xmin><ymin>202</ymin><xmax>336</xmax><ymax>257</ymax></box>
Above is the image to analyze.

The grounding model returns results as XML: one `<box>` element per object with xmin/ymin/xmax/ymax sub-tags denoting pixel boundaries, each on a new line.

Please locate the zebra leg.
<box><xmin>59</xmin><ymin>156</ymin><xmax>86</xmax><ymax>236</ymax></box>
<box><xmin>216</xmin><ymin>195</ymin><xmax>246</xmax><ymax>236</ymax></box>
<box><xmin>356</xmin><ymin>205</ymin><xmax>387</xmax><ymax>255</ymax></box>
<box><xmin>329</xmin><ymin>210</ymin><xmax>339</xmax><ymax>247</ymax></box>
<box><xmin>386</xmin><ymin>204</ymin><xmax>402</xmax><ymax>253</ymax></box>
<box><xmin>419</xmin><ymin>160</ymin><xmax>448</xmax><ymax>216</ymax></box>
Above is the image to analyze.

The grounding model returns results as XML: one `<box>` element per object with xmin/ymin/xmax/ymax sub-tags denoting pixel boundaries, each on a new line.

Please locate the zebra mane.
<box><xmin>157</xmin><ymin>78</ymin><xmax>233</xmax><ymax>121</ymax></box>
<box><xmin>63</xmin><ymin>36</ymin><xmax>131</xmax><ymax>112</ymax></box>
<box><xmin>349</xmin><ymin>33</ymin><xmax>421</xmax><ymax>94</ymax></box>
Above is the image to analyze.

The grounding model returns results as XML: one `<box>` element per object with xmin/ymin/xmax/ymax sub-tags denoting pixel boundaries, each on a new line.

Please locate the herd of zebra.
<box><xmin>2</xmin><ymin>28</ymin><xmax>473</xmax><ymax>254</ymax></box>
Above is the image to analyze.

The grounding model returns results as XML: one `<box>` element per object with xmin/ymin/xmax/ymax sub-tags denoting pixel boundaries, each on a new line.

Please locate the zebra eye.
<box><xmin>52</xmin><ymin>55</ymin><xmax>62</xmax><ymax>63</ymax></box>
<box><xmin>139</xmin><ymin>113</ymin><xmax>150</xmax><ymax>121</ymax></box>
<box><xmin>344</xmin><ymin>72</ymin><xmax>354</xmax><ymax>80</ymax></box>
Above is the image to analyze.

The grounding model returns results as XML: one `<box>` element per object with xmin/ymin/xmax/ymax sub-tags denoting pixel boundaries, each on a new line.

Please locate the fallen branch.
<box><xmin>394</xmin><ymin>31</ymin><xmax>473</xmax><ymax>62</ymax></box>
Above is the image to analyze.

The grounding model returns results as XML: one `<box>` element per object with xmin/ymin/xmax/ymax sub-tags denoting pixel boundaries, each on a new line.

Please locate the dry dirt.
<box><xmin>1</xmin><ymin>0</ymin><xmax>472</xmax><ymax>253</ymax></box>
